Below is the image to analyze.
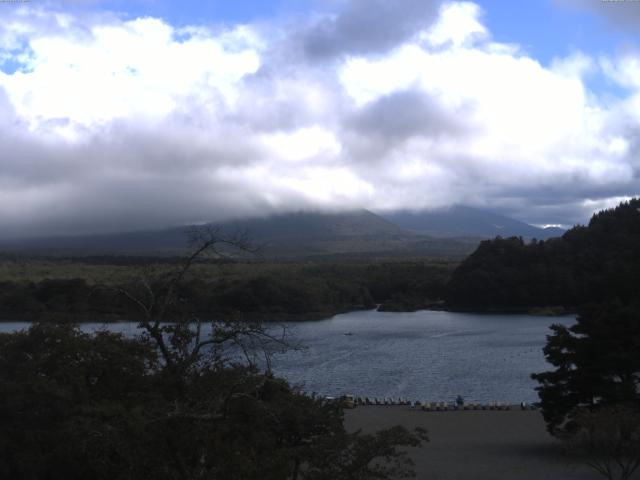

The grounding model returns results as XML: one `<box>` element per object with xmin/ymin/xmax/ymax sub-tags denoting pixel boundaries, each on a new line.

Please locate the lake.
<box><xmin>0</xmin><ymin>309</ymin><xmax>575</xmax><ymax>404</ymax></box>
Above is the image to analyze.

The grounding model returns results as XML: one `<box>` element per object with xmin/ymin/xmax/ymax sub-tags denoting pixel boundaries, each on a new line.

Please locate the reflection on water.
<box><xmin>0</xmin><ymin>309</ymin><xmax>575</xmax><ymax>403</ymax></box>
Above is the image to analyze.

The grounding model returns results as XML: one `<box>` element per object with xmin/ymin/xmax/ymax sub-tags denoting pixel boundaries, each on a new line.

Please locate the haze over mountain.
<box><xmin>381</xmin><ymin>206</ymin><xmax>565</xmax><ymax>239</ymax></box>
<box><xmin>224</xmin><ymin>209</ymin><xmax>402</xmax><ymax>239</ymax></box>
<box><xmin>0</xmin><ymin>210</ymin><xmax>424</xmax><ymax>258</ymax></box>
<box><xmin>0</xmin><ymin>206</ymin><xmax>563</xmax><ymax>258</ymax></box>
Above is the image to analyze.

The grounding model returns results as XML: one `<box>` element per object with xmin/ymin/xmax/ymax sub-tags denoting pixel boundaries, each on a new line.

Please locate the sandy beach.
<box><xmin>345</xmin><ymin>406</ymin><xmax>607</xmax><ymax>480</ymax></box>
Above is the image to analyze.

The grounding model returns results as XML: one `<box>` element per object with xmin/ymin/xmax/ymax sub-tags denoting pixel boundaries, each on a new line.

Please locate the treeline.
<box><xmin>525</xmin><ymin>201</ymin><xmax>640</xmax><ymax>469</ymax></box>
<box><xmin>0</xmin><ymin>321</ymin><xmax>427</xmax><ymax>480</ymax></box>
<box><xmin>0</xmin><ymin>260</ymin><xmax>455</xmax><ymax>321</ymax></box>
<box><xmin>446</xmin><ymin>198</ymin><xmax>640</xmax><ymax>310</ymax></box>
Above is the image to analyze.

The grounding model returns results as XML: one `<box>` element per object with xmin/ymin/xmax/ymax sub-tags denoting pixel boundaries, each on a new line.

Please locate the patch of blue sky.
<box><xmin>51</xmin><ymin>0</ymin><xmax>316</xmax><ymax>27</ymax></box>
<box><xmin>479</xmin><ymin>0</ymin><xmax>607</xmax><ymax>62</ymax></box>
<box><xmin>0</xmin><ymin>46</ymin><xmax>31</xmax><ymax>75</ymax></box>
<box><xmin>476</xmin><ymin>0</ymin><xmax>639</xmax><ymax>100</ymax></box>
<box><xmin>583</xmin><ymin>67</ymin><xmax>635</xmax><ymax>104</ymax></box>
<box><xmin>0</xmin><ymin>56</ymin><xmax>21</xmax><ymax>75</ymax></box>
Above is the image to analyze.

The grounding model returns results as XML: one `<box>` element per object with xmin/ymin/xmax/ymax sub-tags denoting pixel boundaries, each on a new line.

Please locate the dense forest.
<box><xmin>0</xmin><ymin>312</ymin><xmax>427</xmax><ymax>480</ymax></box>
<box><xmin>446</xmin><ymin>198</ymin><xmax>640</xmax><ymax>311</ymax></box>
<box><xmin>0</xmin><ymin>229</ymin><xmax>430</xmax><ymax>480</ymax></box>
<box><xmin>0</xmin><ymin>258</ymin><xmax>454</xmax><ymax>321</ymax></box>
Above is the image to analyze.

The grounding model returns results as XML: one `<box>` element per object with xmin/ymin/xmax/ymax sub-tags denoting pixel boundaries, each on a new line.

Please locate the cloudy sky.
<box><xmin>1</xmin><ymin>0</ymin><xmax>639</xmax><ymax>237</ymax></box>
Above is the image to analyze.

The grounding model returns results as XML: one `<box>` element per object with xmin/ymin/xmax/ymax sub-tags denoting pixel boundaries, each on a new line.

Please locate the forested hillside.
<box><xmin>446</xmin><ymin>199</ymin><xmax>640</xmax><ymax>310</ymax></box>
<box><xmin>0</xmin><ymin>259</ymin><xmax>454</xmax><ymax>321</ymax></box>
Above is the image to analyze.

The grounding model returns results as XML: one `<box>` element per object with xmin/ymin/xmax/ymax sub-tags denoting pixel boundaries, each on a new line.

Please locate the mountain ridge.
<box><xmin>379</xmin><ymin>205</ymin><xmax>564</xmax><ymax>240</ymax></box>
<box><xmin>0</xmin><ymin>206</ymin><xmax>564</xmax><ymax>257</ymax></box>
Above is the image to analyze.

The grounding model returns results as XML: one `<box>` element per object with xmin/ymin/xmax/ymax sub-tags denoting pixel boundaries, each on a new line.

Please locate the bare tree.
<box><xmin>103</xmin><ymin>225</ymin><xmax>290</xmax><ymax>376</ymax></box>
<box><xmin>565</xmin><ymin>405</ymin><xmax>640</xmax><ymax>480</ymax></box>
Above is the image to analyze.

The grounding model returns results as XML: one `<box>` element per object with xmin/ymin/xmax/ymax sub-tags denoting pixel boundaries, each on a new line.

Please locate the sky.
<box><xmin>1</xmin><ymin>0</ymin><xmax>640</xmax><ymax>237</ymax></box>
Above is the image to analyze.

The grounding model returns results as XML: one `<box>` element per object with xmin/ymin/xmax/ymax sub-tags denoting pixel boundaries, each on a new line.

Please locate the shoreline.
<box><xmin>0</xmin><ymin>309</ymin><xmax>361</xmax><ymax>324</ymax></box>
<box><xmin>0</xmin><ymin>305</ymin><xmax>577</xmax><ymax>323</ymax></box>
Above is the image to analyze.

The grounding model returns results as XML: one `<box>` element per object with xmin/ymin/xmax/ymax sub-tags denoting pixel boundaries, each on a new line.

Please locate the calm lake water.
<box><xmin>0</xmin><ymin>310</ymin><xmax>575</xmax><ymax>403</ymax></box>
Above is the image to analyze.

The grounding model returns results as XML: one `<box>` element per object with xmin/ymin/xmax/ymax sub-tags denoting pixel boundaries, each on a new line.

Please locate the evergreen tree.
<box><xmin>532</xmin><ymin>303</ymin><xmax>640</xmax><ymax>434</ymax></box>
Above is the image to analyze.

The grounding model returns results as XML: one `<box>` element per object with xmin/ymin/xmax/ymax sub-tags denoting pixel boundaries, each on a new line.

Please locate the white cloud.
<box><xmin>1</xmin><ymin>15</ymin><xmax>261</xmax><ymax>133</ymax></box>
<box><xmin>260</xmin><ymin>126</ymin><xmax>342</xmax><ymax>162</ymax></box>
<box><xmin>601</xmin><ymin>54</ymin><xmax>640</xmax><ymax>90</ymax></box>
<box><xmin>337</xmin><ymin>3</ymin><xmax>639</xmax><ymax>218</ymax></box>
<box><xmin>424</xmin><ymin>1</ymin><xmax>488</xmax><ymax>48</ymax></box>
<box><xmin>0</xmin><ymin>1</ymin><xmax>639</xmax><ymax>236</ymax></box>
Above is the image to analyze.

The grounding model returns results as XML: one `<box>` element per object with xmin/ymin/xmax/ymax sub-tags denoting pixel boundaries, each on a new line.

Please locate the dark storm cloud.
<box><xmin>231</xmin><ymin>64</ymin><xmax>345</xmax><ymax>133</ymax></box>
<box><xmin>0</xmin><ymin>100</ymin><xmax>271</xmax><ymax>237</ymax></box>
<box><xmin>300</xmin><ymin>0</ymin><xmax>442</xmax><ymax>59</ymax></box>
<box><xmin>339</xmin><ymin>89</ymin><xmax>471</xmax><ymax>169</ymax></box>
<box><xmin>0</xmin><ymin>93</ymin><xmax>82</xmax><ymax>189</ymax></box>
<box><xmin>6</xmin><ymin>172</ymin><xmax>267</xmax><ymax>238</ymax></box>
<box><xmin>619</xmin><ymin>124</ymin><xmax>640</xmax><ymax>176</ymax></box>
<box><xmin>346</xmin><ymin>89</ymin><xmax>466</xmax><ymax>141</ymax></box>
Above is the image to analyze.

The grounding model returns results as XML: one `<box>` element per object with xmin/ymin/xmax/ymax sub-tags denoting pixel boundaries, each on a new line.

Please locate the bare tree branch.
<box><xmin>94</xmin><ymin>225</ymin><xmax>296</xmax><ymax>378</ymax></box>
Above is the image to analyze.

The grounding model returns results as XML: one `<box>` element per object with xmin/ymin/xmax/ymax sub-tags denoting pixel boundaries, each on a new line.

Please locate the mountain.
<box><xmin>224</xmin><ymin>209</ymin><xmax>402</xmax><ymax>239</ymax></box>
<box><xmin>0</xmin><ymin>206</ymin><xmax>560</xmax><ymax>258</ymax></box>
<box><xmin>0</xmin><ymin>209</ymin><xmax>398</xmax><ymax>251</ymax></box>
<box><xmin>380</xmin><ymin>205</ymin><xmax>564</xmax><ymax>239</ymax></box>
<box><xmin>1</xmin><ymin>209</ymin><xmax>472</xmax><ymax>258</ymax></box>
